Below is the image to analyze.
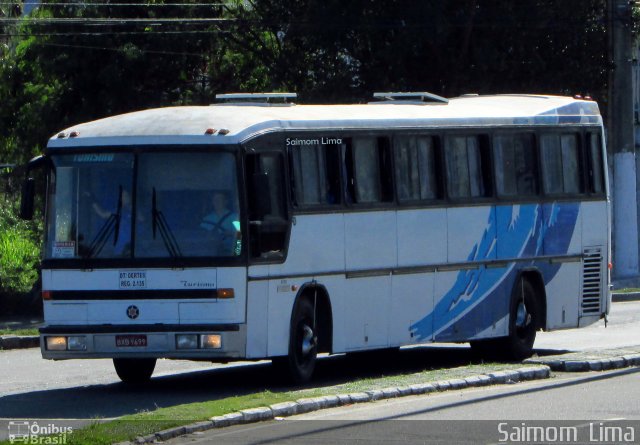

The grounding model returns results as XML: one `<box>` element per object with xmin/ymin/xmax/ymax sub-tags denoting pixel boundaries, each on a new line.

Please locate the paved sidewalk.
<box><xmin>525</xmin><ymin>346</ymin><xmax>640</xmax><ymax>371</ymax></box>
<box><xmin>0</xmin><ymin>315</ymin><xmax>43</xmax><ymax>331</ymax></box>
<box><xmin>120</xmin><ymin>365</ymin><xmax>553</xmax><ymax>445</ymax></box>
<box><xmin>612</xmin><ymin>291</ymin><xmax>640</xmax><ymax>302</ymax></box>
<box><xmin>0</xmin><ymin>315</ymin><xmax>42</xmax><ymax>350</ymax></box>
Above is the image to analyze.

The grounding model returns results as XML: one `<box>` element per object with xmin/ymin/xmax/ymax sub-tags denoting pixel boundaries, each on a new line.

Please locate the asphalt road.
<box><xmin>0</xmin><ymin>301</ymin><xmax>639</xmax><ymax>442</ymax></box>
<box><xmin>167</xmin><ymin>368</ymin><xmax>640</xmax><ymax>445</ymax></box>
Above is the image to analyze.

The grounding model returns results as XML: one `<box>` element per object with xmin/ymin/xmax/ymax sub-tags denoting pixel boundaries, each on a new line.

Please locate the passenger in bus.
<box><xmin>200</xmin><ymin>191</ymin><xmax>240</xmax><ymax>254</ymax></box>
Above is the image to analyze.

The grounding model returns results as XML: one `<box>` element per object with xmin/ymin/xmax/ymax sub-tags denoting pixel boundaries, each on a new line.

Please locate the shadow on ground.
<box><xmin>0</xmin><ymin>345</ymin><xmax>571</xmax><ymax>420</ymax></box>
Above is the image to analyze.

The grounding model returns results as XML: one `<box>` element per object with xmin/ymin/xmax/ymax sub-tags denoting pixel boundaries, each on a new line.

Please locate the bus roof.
<box><xmin>47</xmin><ymin>94</ymin><xmax>602</xmax><ymax>148</ymax></box>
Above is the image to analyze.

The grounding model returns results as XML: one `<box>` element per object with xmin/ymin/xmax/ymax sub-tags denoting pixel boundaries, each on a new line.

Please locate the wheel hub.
<box><xmin>515</xmin><ymin>301</ymin><xmax>531</xmax><ymax>329</ymax></box>
<box><xmin>301</xmin><ymin>325</ymin><xmax>315</xmax><ymax>356</ymax></box>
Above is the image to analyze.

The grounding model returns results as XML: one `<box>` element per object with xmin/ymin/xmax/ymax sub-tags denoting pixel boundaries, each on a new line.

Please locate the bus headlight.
<box><xmin>46</xmin><ymin>336</ymin><xmax>67</xmax><ymax>351</ymax></box>
<box><xmin>201</xmin><ymin>334</ymin><xmax>222</xmax><ymax>349</ymax></box>
<box><xmin>67</xmin><ymin>336</ymin><xmax>87</xmax><ymax>351</ymax></box>
<box><xmin>176</xmin><ymin>334</ymin><xmax>198</xmax><ymax>350</ymax></box>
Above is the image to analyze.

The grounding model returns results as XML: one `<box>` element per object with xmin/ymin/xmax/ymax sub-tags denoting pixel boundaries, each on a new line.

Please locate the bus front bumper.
<box><xmin>39</xmin><ymin>324</ymin><xmax>246</xmax><ymax>360</ymax></box>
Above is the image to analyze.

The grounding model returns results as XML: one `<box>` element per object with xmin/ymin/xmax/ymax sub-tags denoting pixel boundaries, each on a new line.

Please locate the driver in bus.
<box><xmin>200</xmin><ymin>191</ymin><xmax>240</xmax><ymax>255</ymax></box>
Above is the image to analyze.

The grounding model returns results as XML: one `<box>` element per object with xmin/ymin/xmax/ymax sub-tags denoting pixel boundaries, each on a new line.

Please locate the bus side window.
<box><xmin>587</xmin><ymin>132</ymin><xmax>605</xmax><ymax>194</ymax></box>
<box><xmin>394</xmin><ymin>135</ymin><xmax>440</xmax><ymax>202</ymax></box>
<box><xmin>344</xmin><ymin>136</ymin><xmax>393</xmax><ymax>204</ymax></box>
<box><xmin>444</xmin><ymin>134</ymin><xmax>492</xmax><ymax>199</ymax></box>
<box><xmin>290</xmin><ymin>140</ymin><xmax>341</xmax><ymax>206</ymax></box>
<box><xmin>493</xmin><ymin>133</ymin><xmax>538</xmax><ymax>198</ymax></box>
<box><xmin>540</xmin><ymin>133</ymin><xmax>584</xmax><ymax>195</ymax></box>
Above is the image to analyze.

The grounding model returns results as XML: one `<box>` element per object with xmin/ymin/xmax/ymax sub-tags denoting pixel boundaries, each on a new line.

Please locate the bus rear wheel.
<box><xmin>113</xmin><ymin>358</ymin><xmax>156</xmax><ymax>384</ymax></box>
<box><xmin>502</xmin><ymin>279</ymin><xmax>539</xmax><ymax>360</ymax></box>
<box><xmin>470</xmin><ymin>279</ymin><xmax>539</xmax><ymax>361</ymax></box>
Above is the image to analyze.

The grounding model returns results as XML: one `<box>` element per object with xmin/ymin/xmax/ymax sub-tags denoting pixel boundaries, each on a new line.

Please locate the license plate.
<box><xmin>115</xmin><ymin>335</ymin><xmax>147</xmax><ymax>347</ymax></box>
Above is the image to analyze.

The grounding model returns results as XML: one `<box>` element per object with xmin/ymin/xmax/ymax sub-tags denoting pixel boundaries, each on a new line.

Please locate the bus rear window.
<box><xmin>493</xmin><ymin>133</ymin><xmax>538</xmax><ymax>197</ymax></box>
<box><xmin>540</xmin><ymin>133</ymin><xmax>583</xmax><ymax>195</ymax></box>
<box><xmin>587</xmin><ymin>132</ymin><xmax>605</xmax><ymax>194</ymax></box>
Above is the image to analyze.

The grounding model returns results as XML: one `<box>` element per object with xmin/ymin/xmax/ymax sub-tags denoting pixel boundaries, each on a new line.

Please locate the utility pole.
<box><xmin>609</xmin><ymin>0</ymin><xmax>639</xmax><ymax>280</ymax></box>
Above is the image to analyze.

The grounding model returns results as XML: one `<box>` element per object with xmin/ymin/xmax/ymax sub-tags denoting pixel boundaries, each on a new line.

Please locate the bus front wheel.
<box><xmin>280</xmin><ymin>298</ymin><xmax>317</xmax><ymax>384</ymax></box>
<box><xmin>113</xmin><ymin>358</ymin><xmax>156</xmax><ymax>384</ymax></box>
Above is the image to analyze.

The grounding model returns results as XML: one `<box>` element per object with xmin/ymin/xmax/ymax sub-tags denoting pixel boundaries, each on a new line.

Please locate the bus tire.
<box><xmin>113</xmin><ymin>358</ymin><xmax>156</xmax><ymax>384</ymax></box>
<box><xmin>503</xmin><ymin>279</ymin><xmax>539</xmax><ymax>360</ymax></box>
<box><xmin>285</xmin><ymin>298</ymin><xmax>318</xmax><ymax>384</ymax></box>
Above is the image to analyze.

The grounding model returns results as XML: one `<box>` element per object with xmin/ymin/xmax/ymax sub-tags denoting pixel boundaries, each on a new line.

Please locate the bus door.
<box><xmin>244</xmin><ymin>151</ymin><xmax>290</xmax><ymax>261</ymax></box>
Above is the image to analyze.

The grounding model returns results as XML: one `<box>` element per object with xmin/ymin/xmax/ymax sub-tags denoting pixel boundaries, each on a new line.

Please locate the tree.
<box><xmin>229</xmin><ymin>0</ymin><xmax>609</xmax><ymax>103</ymax></box>
<box><xmin>0</xmin><ymin>0</ymin><xmax>270</xmax><ymax>164</ymax></box>
<box><xmin>0</xmin><ymin>0</ymin><xmax>618</xmax><ymax>163</ymax></box>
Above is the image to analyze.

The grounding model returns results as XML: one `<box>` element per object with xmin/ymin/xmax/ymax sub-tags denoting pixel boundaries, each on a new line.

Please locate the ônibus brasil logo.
<box><xmin>8</xmin><ymin>421</ymin><xmax>73</xmax><ymax>444</ymax></box>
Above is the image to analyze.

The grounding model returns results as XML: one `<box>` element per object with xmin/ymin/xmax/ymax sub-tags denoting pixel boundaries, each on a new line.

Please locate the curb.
<box><xmin>611</xmin><ymin>292</ymin><xmax>640</xmax><ymax>302</ymax></box>
<box><xmin>525</xmin><ymin>353</ymin><xmax>640</xmax><ymax>372</ymax></box>
<box><xmin>126</xmin><ymin>365</ymin><xmax>551</xmax><ymax>445</ymax></box>
<box><xmin>0</xmin><ymin>335</ymin><xmax>39</xmax><ymax>350</ymax></box>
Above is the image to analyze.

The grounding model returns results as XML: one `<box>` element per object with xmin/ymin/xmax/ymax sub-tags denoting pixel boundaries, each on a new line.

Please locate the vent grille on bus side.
<box><xmin>581</xmin><ymin>247</ymin><xmax>603</xmax><ymax>315</ymax></box>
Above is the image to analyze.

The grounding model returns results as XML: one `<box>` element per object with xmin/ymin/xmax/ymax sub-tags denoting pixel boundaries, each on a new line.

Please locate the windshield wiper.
<box><xmin>152</xmin><ymin>187</ymin><xmax>182</xmax><ymax>258</ymax></box>
<box><xmin>86</xmin><ymin>186</ymin><xmax>123</xmax><ymax>258</ymax></box>
<box><xmin>112</xmin><ymin>185</ymin><xmax>123</xmax><ymax>247</ymax></box>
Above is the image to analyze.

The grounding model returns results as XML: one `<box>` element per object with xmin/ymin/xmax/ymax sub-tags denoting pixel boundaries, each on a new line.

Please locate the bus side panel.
<box><xmin>543</xmin><ymin>202</ymin><xmax>582</xmax><ymax>256</ymax></box>
<box><xmin>538</xmin><ymin>202</ymin><xmax>582</xmax><ymax>330</ymax></box>
<box><xmin>431</xmin><ymin>266</ymin><xmax>513</xmax><ymax>342</ymax></box>
<box><xmin>344</xmin><ymin>211</ymin><xmax>397</xmax><ymax>270</ymax></box>
<box><xmin>268</xmin><ymin>214</ymin><xmax>346</xmax><ymax>276</ymax></box>
<box><xmin>341</xmin><ymin>211</ymin><xmax>395</xmax><ymax>351</ymax></box>
<box><xmin>342</xmin><ymin>275</ymin><xmax>391</xmax><ymax>350</ymax></box>
<box><xmin>392</xmin><ymin>208</ymin><xmax>445</xmax><ymax>346</ymax></box>
<box><xmin>580</xmin><ymin>200</ymin><xmax>610</xmax><ymax>321</ymax></box>
<box><xmin>581</xmin><ymin>201</ymin><xmax>608</xmax><ymax>247</ymax></box>
<box><xmin>544</xmin><ymin>262</ymin><xmax>581</xmax><ymax>330</ymax></box>
<box><xmin>246</xmin><ymin>279</ymin><xmax>269</xmax><ymax>358</ymax></box>
<box><xmin>318</xmin><ymin>275</ymin><xmax>346</xmax><ymax>353</ymax></box>
<box><xmin>496</xmin><ymin>204</ymin><xmax>543</xmax><ymax>259</ymax></box>
<box><xmin>447</xmin><ymin>207</ymin><xmax>496</xmax><ymax>263</ymax></box>
<box><xmin>416</xmin><ymin>204</ymin><xmax>547</xmax><ymax>343</ymax></box>
<box><xmin>265</xmin><ymin>276</ymin><xmax>297</xmax><ymax>357</ymax></box>
<box><xmin>397</xmin><ymin>209</ymin><xmax>447</xmax><ymax>266</ymax></box>
<box><xmin>389</xmin><ymin>273</ymin><xmax>435</xmax><ymax>346</ymax></box>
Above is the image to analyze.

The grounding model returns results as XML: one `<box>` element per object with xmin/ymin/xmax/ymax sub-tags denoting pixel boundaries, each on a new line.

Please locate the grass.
<box><xmin>612</xmin><ymin>288</ymin><xmax>640</xmax><ymax>294</ymax></box>
<box><xmin>0</xmin><ymin>328</ymin><xmax>39</xmax><ymax>336</ymax></box>
<box><xmin>0</xmin><ymin>362</ymin><xmax>527</xmax><ymax>445</ymax></box>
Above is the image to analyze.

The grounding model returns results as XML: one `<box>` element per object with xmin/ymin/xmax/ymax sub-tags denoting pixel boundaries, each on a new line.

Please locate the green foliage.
<box><xmin>0</xmin><ymin>1</ymin><xmax>629</xmax><ymax>300</ymax></box>
<box><xmin>0</xmin><ymin>202</ymin><xmax>40</xmax><ymax>294</ymax></box>
<box><xmin>0</xmin><ymin>0</ymin><xmax>619</xmax><ymax>166</ymax></box>
<box><xmin>230</xmin><ymin>0</ymin><xmax>610</xmax><ymax>103</ymax></box>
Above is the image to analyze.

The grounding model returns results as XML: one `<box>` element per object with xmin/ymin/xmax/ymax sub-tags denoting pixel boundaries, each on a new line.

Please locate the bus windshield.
<box><xmin>45</xmin><ymin>151</ymin><xmax>241</xmax><ymax>260</ymax></box>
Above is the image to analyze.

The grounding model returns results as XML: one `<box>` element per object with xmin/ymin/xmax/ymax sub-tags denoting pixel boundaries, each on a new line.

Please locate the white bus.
<box><xmin>21</xmin><ymin>92</ymin><xmax>611</xmax><ymax>383</ymax></box>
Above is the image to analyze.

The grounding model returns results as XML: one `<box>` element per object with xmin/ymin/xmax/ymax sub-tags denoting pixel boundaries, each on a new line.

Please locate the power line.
<box><xmin>0</xmin><ymin>17</ymin><xmax>234</xmax><ymax>23</ymax></box>
<box><xmin>0</xmin><ymin>2</ymin><xmax>228</xmax><ymax>6</ymax></box>
<box><xmin>1</xmin><ymin>29</ymin><xmax>227</xmax><ymax>36</ymax></box>
<box><xmin>33</xmin><ymin>41</ymin><xmax>207</xmax><ymax>56</ymax></box>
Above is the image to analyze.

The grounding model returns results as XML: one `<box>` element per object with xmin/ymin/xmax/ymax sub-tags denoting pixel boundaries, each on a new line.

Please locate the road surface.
<box><xmin>0</xmin><ymin>301</ymin><xmax>638</xmax><ymax>442</ymax></box>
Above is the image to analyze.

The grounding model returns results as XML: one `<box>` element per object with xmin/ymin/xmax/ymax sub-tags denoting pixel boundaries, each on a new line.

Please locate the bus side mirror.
<box><xmin>251</xmin><ymin>173</ymin><xmax>272</xmax><ymax>219</ymax></box>
<box><xmin>20</xmin><ymin>177</ymin><xmax>35</xmax><ymax>220</ymax></box>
